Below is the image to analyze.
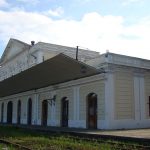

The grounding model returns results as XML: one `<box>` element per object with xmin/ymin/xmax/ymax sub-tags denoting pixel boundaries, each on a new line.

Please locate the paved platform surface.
<box><xmin>86</xmin><ymin>129</ymin><xmax>150</xmax><ymax>139</ymax></box>
<box><xmin>17</xmin><ymin>125</ymin><xmax>150</xmax><ymax>140</ymax></box>
<box><xmin>2</xmin><ymin>124</ymin><xmax>150</xmax><ymax>141</ymax></box>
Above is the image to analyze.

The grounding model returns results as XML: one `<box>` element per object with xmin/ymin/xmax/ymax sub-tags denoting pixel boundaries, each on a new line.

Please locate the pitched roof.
<box><xmin>0</xmin><ymin>38</ymin><xmax>31</xmax><ymax>64</ymax></box>
<box><xmin>0</xmin><ymin>54</ymin><xmax>99</xmax><ymax>97</ymax></box>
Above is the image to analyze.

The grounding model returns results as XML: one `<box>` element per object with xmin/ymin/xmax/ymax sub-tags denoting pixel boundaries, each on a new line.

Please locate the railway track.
<box><xmin>44</xmin><ymin>130</ymin><xmax>150</xmax><ymax>150</ymax></box>
<box><xmin>65</xmin><ymin>135</ymin><xmax>150</xmax><ymax>150</ymax></box>
<box><xmin>46</xmin><ymin>133</ymin><xmax>150</xmax><ymax>150</ymax></box>
<box><xmin>0</xmin><ymin>139</ymin><xmax>31</xmax><ymax>150</ymax></box>
<box><xmin>0</xmin><ymin>136</ymin><xmax>150</xmax><ymax>150</ymax></box>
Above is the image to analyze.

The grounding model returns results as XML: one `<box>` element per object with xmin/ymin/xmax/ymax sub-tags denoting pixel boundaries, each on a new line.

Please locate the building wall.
<box><xmin>106</xmin><ymin>67</ymin><xmax>150</xmax><ymax>129</ymax></box>
<box><xmin>37</xmin><ymin>79</ymin><xmax>106</xmax><ymax>129</ymax></box>
<box><xmin>1</xmin><ymin>67</ymin><xmax>150</xmax><ymax>130</ymax></box>
<box><xmin>79</xmin><ymin>81</ymin><xmax>105</xmax><ymax>128</ymax></box>
<box><xmin>114</xmin><ymin>69</ymin><xmax>135</xmax><ymax>120</ymax></box>
<box><xmin>0</xmin><ymin>74</ymin><xmax>105</xmax><ymax>129</ymax></box>
<box><xmin>0</xmin><ymin>50</ymin><xmax>43</xmax><ymax>81</ymax></box>
<box><xmin>144</xmin><ymin>72</ymin><xmax>150</xmax><ymax>119</ymax></box>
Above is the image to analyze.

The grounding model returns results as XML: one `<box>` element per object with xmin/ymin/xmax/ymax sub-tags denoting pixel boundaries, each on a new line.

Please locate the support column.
<box><xmin>33</xmin><ymin>93</ymin><xmax>38</xmax><ymax>125</ymax></box>
<box><xmin>36</xmin><ymin>94</ymin><xmax>41</xmax><ymax>125</ymax></box>
<box><xmin>4</xmin><ymin>102</ymin><xmax>7</xmax><ymax>123</ymax></box>
<box><xmin>139</xmin><ymin>76</ymin><xmax>145</xmax><ymax>121</ymax></box>
<box><xmin>50</xmin><ymin>91</ymin><xmax>56</xmax><ymax>126</ymax></box>
<box><xmin>134</xmin><ymin>74</ymin><xmax>145</xmax><ymax>127</ymax></box>
<box><xmin>134</xmin><ymin>76</ymin><xmax>141</xmax><ymax>121</ymax></box>
<box><xmin>104</xmin><ymin>72</ymin><xmax>115</xmax><ymax>129</ymax></box>
<box><xmin>134</xmin><ymin>75</ymin><xmax>145</xmax><ymax>121</ymax></box>
<box><xmin>13</xmin><ymin>100</ymin><xmax>17</xmax><ymax>124</ymax></box>
<box><xmin>69</xmin><ymin>86</ymin><xmax>80</xmax><ymax>127</ymax></box>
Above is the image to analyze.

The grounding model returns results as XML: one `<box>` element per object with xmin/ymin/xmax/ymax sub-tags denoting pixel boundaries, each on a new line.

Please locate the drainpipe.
<box><xmin>76</xmin><ymin>46</ymin><xmax>79</xmax><ymax>61</ymax></box>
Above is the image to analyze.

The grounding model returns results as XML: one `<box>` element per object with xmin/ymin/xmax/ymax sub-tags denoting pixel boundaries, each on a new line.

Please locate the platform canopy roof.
<box><xmin>0</xmin><ymin>54</ymin><xmax>99</xmax><ymax>98</ymax></box>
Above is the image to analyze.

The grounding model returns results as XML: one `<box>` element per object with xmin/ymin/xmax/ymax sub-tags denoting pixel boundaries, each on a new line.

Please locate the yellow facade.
<box><xmin>144</xmin><ymin>72</ymin><xmax>150</xmax><ymax>118</ymax></box>
<box><xmin>79</xmin><ymin>81</ymin><xmax>105</xmax><ymax>121</ymax></box>
<box><xmin>114</xmin><ymin>69</ymin><xmax>135</xmax><ymax>120</ymax></box>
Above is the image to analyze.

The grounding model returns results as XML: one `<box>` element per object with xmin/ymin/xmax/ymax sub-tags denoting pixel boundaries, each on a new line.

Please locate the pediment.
<box><xmin>0</xmin><ymin>38</ymin><xmax>31</xmax><ymax>64</ymax></box>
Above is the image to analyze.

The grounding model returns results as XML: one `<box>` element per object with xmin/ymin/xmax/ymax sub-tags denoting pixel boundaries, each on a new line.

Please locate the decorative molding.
<box><xmin>107</xmin><ymin>53</ymin><xmax>150</xmax><ymax>70</ymax></box>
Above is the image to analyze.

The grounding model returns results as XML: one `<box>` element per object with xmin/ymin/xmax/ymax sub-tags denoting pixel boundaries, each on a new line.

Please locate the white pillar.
<box><xmin>139</xmin><ymin>76</ymin><xmax>146</xmax><ymax>121</ymax></box>
<box><xmin>104</xmin><ymin>72</ymin><xmax>115</xmax><ymax>129</ymax></box>
<box><xmin>69</xmin><ymin>86</ymin><xmax>80</xmax><ymax>127</ymax></box>
<box><xmin>4</xmin><ymin>102</ymin><xmax>7</xmax><ymax>123</ymax></box>
<box><xmin>32</xmin><ymin>94</ymin><xmax>38</xmax><ymax>125</ymax></box>
<box><xmin>134</xmin><ymin>74</ymin><xmax>146</xmax><ymax>128</ymax></box>
<box><xmin>13</xmin><ymin>100</ymin><xmax>17</xmax><ymax>124</ymax></box>
<box><xmin>50</xmin><ymin>91</ymin><xmax>56</xmax><ymax>126</ymax></box>
<box><xmin>74</xmin><ymin>86</ymin><xmax>80</xmax><ymax>121</ymax></box>
<box><xmin>22</xmin><ymin>98</ymin><xmax>27</xmax><ymax>124</ymax></box>
<box><xmin>134</xmin><ymin>75</ymin><xmax>145</xmax><ymax>121</ymax></box>
<box><xmin>134</xmin><ymin>76</ymin><xmax>141</xmax><ymax>121</ymax></box>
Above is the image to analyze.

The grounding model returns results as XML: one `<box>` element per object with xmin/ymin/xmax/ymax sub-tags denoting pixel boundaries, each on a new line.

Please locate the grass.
<box><xmin>0</xmin><ymin>126</ymin><xmax>147</xmax><ymax>150</ymax></box>
<box><xmin>0</xmin><ymin>143</ymin><xmax>15</xmax><ymax>150</ymax></box>
<box><xmin>0</xmin><ymin>126</ymin><xmax>112</xmax><ymax>150</ymax></box>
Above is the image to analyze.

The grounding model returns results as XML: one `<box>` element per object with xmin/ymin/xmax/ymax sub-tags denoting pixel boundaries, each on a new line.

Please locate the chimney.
<box><xmin>31</xmin><ymin>41</ymin><xmax>35</xmax><ymax>46</ymax></box>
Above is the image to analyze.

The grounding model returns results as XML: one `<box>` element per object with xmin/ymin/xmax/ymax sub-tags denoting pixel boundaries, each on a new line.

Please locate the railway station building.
<box><xmin>0</xmin><ymin>38</ymin><xmax>150</xmax><ymax>130</ymax></box>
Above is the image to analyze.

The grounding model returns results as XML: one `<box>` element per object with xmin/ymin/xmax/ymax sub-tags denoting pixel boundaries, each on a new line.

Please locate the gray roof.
<box><xmin>31</xmin><ymin>42</ymin><xmax>100</xmax><ymax>61</ymax></box>
<box><xmin>0</xmin><ymin>54</ymin><xmax>99</xmax><ymax>98</ymax></box>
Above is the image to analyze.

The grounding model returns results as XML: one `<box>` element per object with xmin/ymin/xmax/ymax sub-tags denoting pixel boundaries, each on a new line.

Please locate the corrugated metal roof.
<box><xmin>0</xmin><ymin>54</ymin><xmax>99</xmax><ymax>98</ymax></box>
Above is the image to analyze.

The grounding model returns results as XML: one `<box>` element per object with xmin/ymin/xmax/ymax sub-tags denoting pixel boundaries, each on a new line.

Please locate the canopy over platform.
<box><xmin>0</xmin><ymin>54</ymin><xmax>99</xmax><ymax>97</ymax></box>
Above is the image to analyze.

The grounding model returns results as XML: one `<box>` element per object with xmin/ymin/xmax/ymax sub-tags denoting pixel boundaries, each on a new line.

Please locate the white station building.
<box><xmin>0</xmin><ymin>38</ymin><xmax>150</xmax><ymax>130</ymax></box>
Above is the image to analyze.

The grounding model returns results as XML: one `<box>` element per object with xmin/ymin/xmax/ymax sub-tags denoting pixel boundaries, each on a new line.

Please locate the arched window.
<box><xmin>41</xmin><ymin>100</ymin><xmax>48</xmax><ymax>126</ymax></box>
<box><xmin>61</xmin><ymin>97</ymin><xmax>69</xmax><ymax>127</ymax></box>
<box><xmin>17</xmin><ymin>100</ymin><xmax>21</xmax><ymax>124</ymax></box>
<box><xmin>87</xmin><ymin>93</ymin><xmax>97</xmax><ymax>129</ymax></box>
<box><xmin>7</xmin><ymin>101</ymin><xmax>13</xmax><ymax>124</ymax></box>
<box><xmin>1</xmin><ymin>103</ymin><xmax>4</xmax><ymax>123</ymax></box>
<box><xmin>27</xmin><ymin>98</ymin><xmax>32</xmax><ymax>125</ymax></box>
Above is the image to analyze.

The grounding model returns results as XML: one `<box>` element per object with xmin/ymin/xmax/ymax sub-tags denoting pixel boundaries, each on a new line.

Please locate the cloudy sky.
<box><xmin>0</xmin><ymin>0</ymin><xmax>150</xmax><ymax>59</ymax></box>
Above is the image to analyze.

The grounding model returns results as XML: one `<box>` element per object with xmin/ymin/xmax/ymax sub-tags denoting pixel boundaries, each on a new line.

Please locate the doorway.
<box><xmin>41</xmin><ymin>100</ymin><xmax>48</xmax><ymax>126</ymax></box>
<box><xmin>61</xmin><ymin>97</ymin><xmax>69</xmax><ymax>127</ymax></box>
<box><xmin>87</xmin><ymin>93</ymin><xmax>97</xmax><ymax>129</ymax></box>
<box><xmin>7</xmin><ymin>101</ymin><xmax>13</xmax><ymax>124</ymax></box>
<box><xmin>17</xmin><ymin>100</ymin><xmax>21</xmax><ymax>124</ymax></box>
<box><xmin>27</xmin><ymin>98</ymin><xmax>32</xmax><ymax>125</ymax></box>
<box><xmin>1</xmin><ymin>103</ymin><xmax>4</xmax><ymax>123</ymax></box>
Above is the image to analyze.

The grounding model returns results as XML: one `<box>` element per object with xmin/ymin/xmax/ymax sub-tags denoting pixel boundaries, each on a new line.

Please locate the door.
<box><xmin>27</xmin><ymin>98</ymin><xmax>32</xmax><ymax>125</ymax></box>
<box><xmin>87</xmin><ymin>93</ymin><xmax>97</xmax><ymax>129</ymax></box>
<box><xmin>61</xmin><ymin>97</ymin><xmax>69</xmax><ymax>127</ymax></box>
<box><xmin>17</xmin><ymin>100</ymin><xmax>21</xmax><ymax>124</ymax></box>
<box><xmin>42</xmin><ymin>100</ymin><xmax>48</xmax><ymax>126</ymax></box>
<box><xmin>1</xmin><ymin>103</ymin><xmax>4</xmax><ymax>123</ymax></box>
<box><xmin>7</xmin><ymin>101</ymin><xmax>13</xmax><ymax>124</ymax></box>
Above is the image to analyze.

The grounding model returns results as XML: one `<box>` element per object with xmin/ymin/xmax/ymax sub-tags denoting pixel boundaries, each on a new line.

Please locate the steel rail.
<box><xmin>0</xmin><ymin>139</ymin><xmax>32</xmax><ymax>150</ymax></box>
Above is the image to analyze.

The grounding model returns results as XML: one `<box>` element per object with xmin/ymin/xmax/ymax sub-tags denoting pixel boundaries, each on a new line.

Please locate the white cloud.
<box><xmin>0</xmin><ymin>10</ymin><xmax>150</xmax><ymax>59</ymax></box>
<box><xmin>17</xmin><ymin>0</ymin><xmax>39</xmax><ymax>5</ymax></box>
<box><xmin>0</xmin><ymin>0</ymin><xmax>9</xmax><ymax>7</ymax></box>
<box><xmin>43</xmin><ymin>7</ymin><xmax>64</xmax><ymax>17</ymax></box>
<box><xmin>122</xmin><ymin>0</ymin><xmax>143</xmax><ymax>6</ymax></box>
<box><xmin>74</xmin><ymin>0</ymin><xmax>96</xmax><ymax>4</ymax></box>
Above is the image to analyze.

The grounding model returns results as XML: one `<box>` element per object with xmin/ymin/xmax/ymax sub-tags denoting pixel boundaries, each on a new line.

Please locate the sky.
<box><xmin>0</xmin><ymin>0</ymin><xmax>150</xmax><ymax>59</ymax></box>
